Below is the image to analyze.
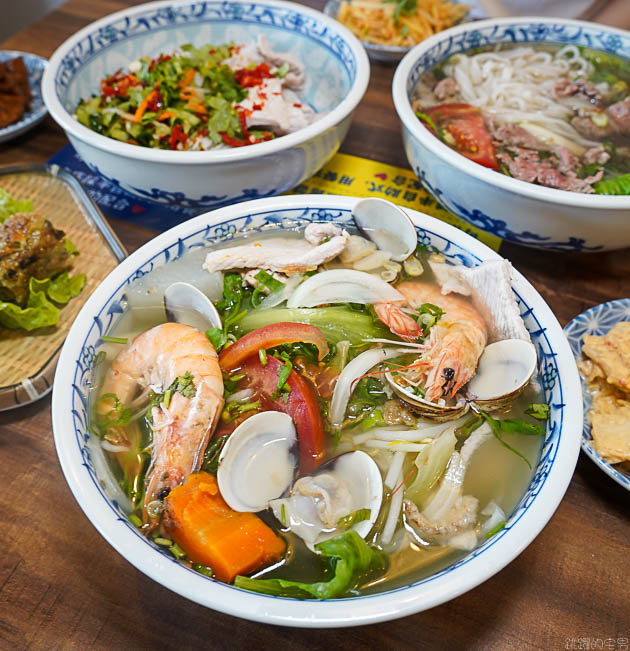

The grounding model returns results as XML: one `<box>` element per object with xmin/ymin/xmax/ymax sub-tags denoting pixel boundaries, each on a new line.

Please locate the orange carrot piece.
<box><xmin>179</xmin><ymin>68</ymin><xmax>195</xmax><ymax>88</ymax></box>
<box><xmin>134</xmin><ymin>89</ymin><xmax>157</xmax><ymax>122</ymax></box>
<box><xmin>165</xmin><ymin>472</ymin><xmax>285</xmax><ymax>583</ymax></box>
<box><xmin>157</xmin><ymin>110</ymin><xmax>176</xmax><ymax>121</ymax></box>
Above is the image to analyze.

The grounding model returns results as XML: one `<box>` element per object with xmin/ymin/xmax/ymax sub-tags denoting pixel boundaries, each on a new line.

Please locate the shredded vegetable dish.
<box><xmin>337</xmin><ymin>0</ymin><xmax>468</xmax><ymax>48</ymax></box>
<box><xmin>74</xmin><ymin>36</ymin><xmax>317</xmax><ymax>151</ymax></box>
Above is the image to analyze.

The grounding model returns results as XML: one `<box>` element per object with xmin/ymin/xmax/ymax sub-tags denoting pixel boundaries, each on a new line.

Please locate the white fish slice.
<box><xmin>429</xmin><ymin>259</ymin><xmax>530</xmax><ymax>343</ymax></box>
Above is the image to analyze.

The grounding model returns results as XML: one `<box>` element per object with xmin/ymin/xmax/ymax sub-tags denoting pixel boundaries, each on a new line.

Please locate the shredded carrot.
<box><xmin>157</xmin><ymin>110</ymin><xmax>176</xmax><ymax>121</ymax></box>
<box><xmin>134</xmin><ymin>89</ymin><xmax>158</xmax><ymax>122</ymax></box>
<box><xmin>165</xmin><ymin>472</ymin><xmax>285</xmax><ymax>583</ymax></box>
<box><xmin>179</xmin><ymin>68</ymin><xmax>196</xmax><ymax>88</ymax></box>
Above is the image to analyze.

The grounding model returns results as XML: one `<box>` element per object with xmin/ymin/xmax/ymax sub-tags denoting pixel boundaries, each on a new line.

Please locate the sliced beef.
<box><xmin>492</xmin><ymin>123</ymin><xmax>542</xmax><ymax>150</ymax></box>
<box><xmin>554</xmin><ymin>78</ymin><xmax>602</xmax><ymax>105</ymax></box>
<box><xmin>583</xmin><ymin>145</ymin><xmax>611</xmax><ymax>165</ymax></box>
<box><xmin>571</xmin><ymin>114</ymin><xmax>618</xmax><ymax>140</ymax></box>
<box><xmin>433</xmin><ymin>77</ymin><xmax>459</xmax><ymax>101</ymax></box>
<box><xmin>607</xmin><ymin>97</ymin><xmax>630</xmax><ymax>132</ymax></box>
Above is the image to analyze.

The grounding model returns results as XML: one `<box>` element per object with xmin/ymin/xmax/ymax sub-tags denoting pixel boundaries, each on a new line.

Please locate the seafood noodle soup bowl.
<box><xmin>392</xmin><ymin>18</ymin><xmax>630</xmax><ymax>252</ymax></box>
<box><xmin>42</xmin><ymin>0</ymin><xmax>369</xmax><ymax>209</ymax></box>
<box><xmin>52</xmin><ymin>195</ymin><xmax>582</xmax><ymax>626</ymax></box>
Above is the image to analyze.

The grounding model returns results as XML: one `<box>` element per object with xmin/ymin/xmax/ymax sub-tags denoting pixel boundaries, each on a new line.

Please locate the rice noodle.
<box><xmin>381</xmin><ymin>468</ymin><xmax>404</xmax><ymax>545</ymax></box>
<box><xmin>442</xmin><ymin>45</ymin><xmax>600</xmax><ymax>148</ymax></box>
<box><xmin>384</xmin><ymin>451</ymin><xmax>406</xmax><ymax>489</ymax></box>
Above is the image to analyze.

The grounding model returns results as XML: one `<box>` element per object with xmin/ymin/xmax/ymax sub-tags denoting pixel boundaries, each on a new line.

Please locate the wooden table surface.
<box><xmin>1</xmin><ymin>2</ymin><xmax>628</xmax><ymax>649</ymax></box>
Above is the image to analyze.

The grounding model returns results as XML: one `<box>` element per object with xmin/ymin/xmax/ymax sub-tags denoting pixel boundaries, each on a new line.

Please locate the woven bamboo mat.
<box><xmin>0</xmin><ymin>170</ymin><xmax>122</xmax><ymax>402</ymax></box>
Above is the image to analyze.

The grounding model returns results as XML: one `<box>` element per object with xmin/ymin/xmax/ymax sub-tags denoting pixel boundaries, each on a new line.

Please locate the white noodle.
<box><xmin>381</xmin><ymin>469</ymin><xmax>404</xmax><ymax>545</ymax></box>
<box><xmin>442</xmin><ymin>46</ymin><xmax>600</xmax><ymax>148</ymax></box>
<box><xmin>384</xmin><ymin>451</ymin><xmax>406</xmax><ymax>489</ymax></box>
<box><xmin>365</xmin><ymin>440</ymin><xmax>428</xmax><ymax>452</ymax></box>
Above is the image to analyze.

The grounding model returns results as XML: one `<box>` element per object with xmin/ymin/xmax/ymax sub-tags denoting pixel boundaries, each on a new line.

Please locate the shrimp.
<box><xmin>98</xmin><ymin>323</ymin><xmax>224</xmax><ymax>524</ymax></box>
<box><xmin>374</xmin><ymin>281</ymin><xmax>487</xmax><ymax>402</ymax></box>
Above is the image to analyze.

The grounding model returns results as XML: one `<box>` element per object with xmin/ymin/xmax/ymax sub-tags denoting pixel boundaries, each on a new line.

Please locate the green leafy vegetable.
<box><xmin>221</xmin><ymin>399</ymin><xmax>261</xmax><ymax>423</ymax></box>
<box><xmin>258</xmin><ymin>348</ymin><xmax>267</xmax><ymax>366</ymax></box>
<box><xmin>93</xmin><ymin>393</ymin><xmax>132</xmax><ymax>436</ymax></box>
<box><xmin>206</xmin><ymin>327</ymin><xmax>227</xmax><ymax>351</ymax></box>
<box><xmin>201</xmin><ymin>434</ymin><xmax>229</xmax><ymax>474</ymax></box>
<box><xmin>337</xmin><ymin>508</ymin><xmax>371</xmax><ymax>531</ymax></box>
<box><xmin>237</xmin><ymin>306</ymin><xmax>393</xmax><ymax>346</ymax></box>
<box><xmin>168</xmin><ymin>371</ymin><xmax>197</xmax><ymax>399</ymax></box>
<box><xmin>525</xmin><ymin>403</ymin><xmax>550</xmax><ymax>421</ymax></box>
<box><xmin>416</xmin><ymin>303</ymin><xmax>444</xmax><ymax>340</ymax></box>
<box><xmin>0</xmin><ymin>189</ymin><xmax>32</xmax><ymax>223</ymax></box>
<box><xmin>593</xmin><ymin>173</ymin><xmax>630</xmax><ymax>196</ymax></box>
<box><xmin>234</xmin><ymin>530</ymin><xmax>387</xmax><ymax>599</ymax></box>
<box><xmin>64</xmin><ymin>238</ymin><xmax>80</xmax><ymax>256</ymax></box>
<box><xmin>478</xmin><ymin>410</ymin><xmax>544</xmax><ymax>469</ymax></box>
<box><xmin>272</xmin><ymin>351</ymin><xmax>293</xmax><ymax>401</ymax></box>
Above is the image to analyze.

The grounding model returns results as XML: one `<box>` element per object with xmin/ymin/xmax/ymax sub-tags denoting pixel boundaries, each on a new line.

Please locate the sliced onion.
<box><xmin>384</xmin><ymin>451</ymin><xmax>406</xmax><ymax>490</ymax></box>
<box><xmin>259</xmin><ymin>273</ymin><xmax>303</xmax><ymax>309</ymax></box>
<box><xmin>329</xmin><ymin>347</ymin><xmax>401</xmax><ymax>428</ymax></box>
<box><xmin>226</xmin><ymin>388</ymin><xmax>255</xmax><ymax>404</ymax></box>
<box><xmin>381</xmin><ymin>468</ymin><xmax>404</xmax><ymax>545</ymax></box>
<box><xmin>422</xmin><ymin>451</ymin><xmax>466</xmax><ymax>523</ymax></box>
<box><xmin>100</xmin><ymin>440</ymin><xmax>132</xmax><ymax>453</ymax></box>
<box><xmin>87</xmin><ymin>437</ymin><xmax>132</xmax><ymax>512</ymax></box>
<box><xmin>365</xmin><ymin>440</ymin><xmax>428</xmax><ymax>453</ymax></box>
<box><xmin>287</xmin><ymin>269</ymin><xmax>403</xmax><ymax>308</ymax></box>
<box><xmin>479</xmin><ymin>500</ymin><xmax>506</xmax><ymax>538</ymax></box>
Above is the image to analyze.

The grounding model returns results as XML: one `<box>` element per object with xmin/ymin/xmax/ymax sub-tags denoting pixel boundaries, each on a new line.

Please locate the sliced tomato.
<box><xmin>219</xmin><ymin>323</ymin><xmax>329</xmax><ymax>372</ymax></box>
<box><xmin>229</xmin><ymin>355</ymin><xmax>326</xmax><ymax>474</ymax></box>
<box><xmin>422</xmin><ymin>103</ymin><xmax>498</xmax><ymax>170</ymax></box>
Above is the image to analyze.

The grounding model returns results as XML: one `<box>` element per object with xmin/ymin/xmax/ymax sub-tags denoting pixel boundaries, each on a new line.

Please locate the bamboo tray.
<box><xmin>0</xmin><ymin>163</ymin><xmax>126</xmax><ymax>411</ymax></box>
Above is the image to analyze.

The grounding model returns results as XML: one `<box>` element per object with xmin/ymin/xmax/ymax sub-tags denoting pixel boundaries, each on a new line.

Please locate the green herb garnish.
<box><xmin>525</xmin><ymin>403</ymin><xmax>550</xmax><ymax>421</ymax></box>
<box><xmin>101</xmin><ymin>335</ymin><xmax>129</xmax><ymax>344</ymax></box>
<box><xmin>337</xmin><ymin>508</ymin><xmax>371</xmax><ymax>531</ymax></box>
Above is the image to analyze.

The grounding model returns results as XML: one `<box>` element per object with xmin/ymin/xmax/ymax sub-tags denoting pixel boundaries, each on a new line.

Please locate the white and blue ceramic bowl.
<box><xmin>392</xmin><ymin>17</ymin><xmax>630</xmax><ymax>253</ymax></box>
<box><xmin>51</xmin><ymin>194</ymin><xmax>582</xmax><ymax>627</ymax></box>
<box><xmin>41</xmin><ymin>0</ymin><xmax>369</xmax><ymax>210</ymax></box>
<box><xmin>564</xmin><ymin>298</ymin><xmax>630</xmax><ymax>491</ymax></box>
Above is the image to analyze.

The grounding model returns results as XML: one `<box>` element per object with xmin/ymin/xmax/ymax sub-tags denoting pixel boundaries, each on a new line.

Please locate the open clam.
<box><xmin>217</xmin><ymin>411</ymin><xmax>298</xmax><ymax>512</ymax></box>
<box><xmin>466</xmin><ymin>339</ymin><xmax>537</xmax><ymax>411</ymax></box>
<box><xmin>386</xmin><ymin>339</ymin><xmax>538</xmax><ymax>420</ymax></box>
<box><xmin>269</xmin><ymin>450</ymin><xmax>383</xmax><ymax>549</ymax></box>
<box><xmin>163</xmin><ymin>281</ymin><xmax>222</xmax><ymax>331</ymax></box>
<box><xmin>352</xmin><ymin>198</ymin><xmax>417</xmax><ymax>262</ymax></box>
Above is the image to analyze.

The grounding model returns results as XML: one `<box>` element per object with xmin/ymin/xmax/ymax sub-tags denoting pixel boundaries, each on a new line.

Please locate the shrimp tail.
<box><xmin>374</xmin><ymin>302</ymin><xmax>422</xmax><ymax>343</ymax></box>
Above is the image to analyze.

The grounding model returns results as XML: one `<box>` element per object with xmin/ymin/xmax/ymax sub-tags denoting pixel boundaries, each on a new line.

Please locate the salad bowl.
<box><xmin>51</xmin><ymin>194</ymin><xmax>582</xmax><ymax>627</ymax></box>
<box><xmin>42</xmin><ymin>0</ymin><xmax>369</xmax><ymax>210</ymax></box>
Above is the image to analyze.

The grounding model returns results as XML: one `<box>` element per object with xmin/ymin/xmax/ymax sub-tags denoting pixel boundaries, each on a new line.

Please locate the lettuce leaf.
<box><xmin>233</xmin><ymin>530</ymin><xmax>386</xmax><ymax>599</ymax></box>
<box><xmin>238</xmin><ymin>306</ymin><xmax>393</xmax><ymax>346</ymax></box>
<box><xmin>0</xmin><ymin>273</ymin><xmax>86</xmax><ymax>331</ymax></box>
<box><xmin>0</xmin><ymin>189</ymin><xmax>33</xmax><ymax>223</ymax></box>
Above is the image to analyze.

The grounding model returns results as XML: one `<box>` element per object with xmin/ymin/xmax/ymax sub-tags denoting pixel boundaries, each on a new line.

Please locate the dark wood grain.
<box><xmin>1</xmin><ymin>2</ymin><xmax>628</xmax><ymax>649</ymax></box>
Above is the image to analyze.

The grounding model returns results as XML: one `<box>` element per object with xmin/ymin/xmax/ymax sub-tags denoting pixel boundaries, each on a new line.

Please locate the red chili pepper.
<box><xmin>147</xmin><ymin>86</ymin><xmax>164</xmax><ymax>112</ymax></box>
<box><xmin>293</xmin><ymin>103</ymin><xmax>302</xmax><ymax>108</ymax></box>
<box><xmin>252</xmin><ymin>103</ymin><xmax>263</xmax><ymax>111</ymax></box>
<box><xmin>169</xmin><ymin>124</ymin><xmax>187</xmax><ymax>150</ymax></box>
<box><xmin>234</xmin><ymin>62</ymin><xmax>273</xmax><ymax>88</ymax></box>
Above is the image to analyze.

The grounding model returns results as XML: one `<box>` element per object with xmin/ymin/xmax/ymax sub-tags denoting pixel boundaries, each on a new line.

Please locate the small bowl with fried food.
<box><xmin>324</xmin><ymin>0</ymin><xmax>469</xmax><ymax>63</ymax></box>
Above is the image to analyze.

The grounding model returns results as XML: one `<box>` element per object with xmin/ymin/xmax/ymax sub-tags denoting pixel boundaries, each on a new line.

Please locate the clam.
<box><xmin>385</xmin><ymin>373</ymin><xmax>470</xmax><ymax>422</ymax></box>
<box><xmin>269</xmin><ymin>451</ymin><xmax>383</xmax><ymax>549</ymax></box>
<box><xmin>163</xmin><ymin>281</ymin><xmax>222</xmax><ymax>331</ymax></box>
<box><xmin>217</xmin><ymin>411</ymin><xmax>298</xmax><ymax>512</ymax></box>
<box><xmin>352</xmin><ymin>198</ymin><xmax>417</xmax><ymax>262</ymax></box>
<box><xmin>466</xmin><ymin>339</ymin><xmax>537</xmax><ymax>411</ymax></box>
<box><xmin>385</xmin><ymin>338</ymin><xmax>537</xmax><ymax>420</ymax></box>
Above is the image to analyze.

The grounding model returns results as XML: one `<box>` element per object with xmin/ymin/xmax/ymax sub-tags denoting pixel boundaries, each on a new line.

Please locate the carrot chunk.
<box><xmin>165</xmin><ymin>472</ymin><xmax>285</xmax><ymax>583</ymax></box>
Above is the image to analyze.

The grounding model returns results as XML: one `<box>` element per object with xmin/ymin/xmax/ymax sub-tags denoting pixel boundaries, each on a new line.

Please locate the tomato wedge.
<box><xmin>232</xmin><ymin>355</ymin><xmax>326</xmax><ymax>474</ymax></box>
<box><xmin>420</xmin><ymin>103</ymin><xmax>498</xmax><ymax>170</ymax></box>
<box><xmin>219</xmin><ymin>323</ymin><xmax>329</xmax><ymax>372</ymax></box>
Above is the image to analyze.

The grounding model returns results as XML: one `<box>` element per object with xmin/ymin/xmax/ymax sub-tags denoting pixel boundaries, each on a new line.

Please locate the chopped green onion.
<box><xmin>128</xmin><ymin>514</ymin><xmax>142</xmax><ymax>528</ymax></box>
<box><xmin>101</xmin><ymin>335</ymin><xmax>129</xmax><ymax>344</ymax></box>
<box><xmin>415</xmin><ymin>111</ymin><xmax>438</xmax><ymax>132</ymax></box>
<box><xmin>154</xmin><ymin>537</ymin><xmax>172</xmax><ymax>547</ymax></box>
<box><xmin>259</xmin><ymin>348</ymin><xmax>267</xmax><ymax>367</ymax></box>
<box><xmin>162</xmin><ymin>389</ymin><xmax>173</xmax><ymax>410</ymax></box>
<box><xmin>525</xmin><ymin>403</ymin><xmax>550</xmax><ymax>421</ymax></box>
<box><xmin>485</xmin><ymin>521</ymin><xmax>506</xmax><ymax>538</ymax></box>
<box><xmin>169</xmin><ymin>542</ymin><xmax>187</xmax><ymax>560</ymax></box>
<box><xmin>192</xmin><ymin>563</ymin><xmax>214</xmax><ymax>577</ymax></box>
<box><xmin>281</xmin><ymin>503</ymin><xmax>287</xmax><ymax>526</ymax></box>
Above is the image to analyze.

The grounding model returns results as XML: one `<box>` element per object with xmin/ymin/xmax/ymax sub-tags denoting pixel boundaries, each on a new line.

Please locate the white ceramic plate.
<box><xmin>51</xmin><ymin>194</ymin><xmax>583</xmax><ymax>626</ymax></box>
<box><xmin>564</xmin><ymin>298</ymin><xmax>630</xmax><ymax>491</ymax></box>
<box><xmin>0</xmin><ymin>51</ymin><xmax>47</xmax><ymax>144</ymax></box>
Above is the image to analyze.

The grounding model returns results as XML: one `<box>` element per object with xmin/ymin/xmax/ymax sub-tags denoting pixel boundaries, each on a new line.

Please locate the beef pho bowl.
<box><xmin>42</xmin><ymin>0</ymin><xmax>369</xmax><ymax>210</ymax></box>
<box><xmin>393</xmin><ymin>17</ymin><xmax>630</xmax><ymax>252</ymax></box>
<box><xmin>51</xmin><ymin>194</ymin><xmax>582</xmax><ymax>626</ymax></box>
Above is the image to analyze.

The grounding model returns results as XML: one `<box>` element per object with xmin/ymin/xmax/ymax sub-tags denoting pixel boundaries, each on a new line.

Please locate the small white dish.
<box><xmin>0</xmin><ymin>51</ymin><xmax>47</xmax><ymax>144</ymax></box>
<box><xmin>564</xmin><ymin>298</ymin><xmax>630</xmax><ymax>491</ymax></box>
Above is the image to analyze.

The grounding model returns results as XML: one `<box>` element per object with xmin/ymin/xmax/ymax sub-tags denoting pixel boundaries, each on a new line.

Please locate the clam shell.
<box><xmin>164</xmin><ymin>281</ymin><xmax>222</xmax><ymax>331</ymax></box>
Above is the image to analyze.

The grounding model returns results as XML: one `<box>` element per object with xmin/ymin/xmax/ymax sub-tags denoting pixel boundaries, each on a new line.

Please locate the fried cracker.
<box><xmin>582</xmin><ymin>322</ymin><xmax>630</xmax><ymax>393</ymax></box>
<box><xmin>586</xmin><ymin>378</ymin><xmax>630</xmax><ymax>465</ymax></box>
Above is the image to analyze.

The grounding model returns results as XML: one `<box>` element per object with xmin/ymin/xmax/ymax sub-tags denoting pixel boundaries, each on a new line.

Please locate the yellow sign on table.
<box><xmin>286</xmin><ymin>153</ymin><xmax>501</xmax><ymax>252</ymax></box>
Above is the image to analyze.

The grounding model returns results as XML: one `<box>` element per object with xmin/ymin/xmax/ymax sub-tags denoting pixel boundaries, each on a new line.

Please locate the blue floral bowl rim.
<box><xmin>51</xmin><ymin>194</ymin><xmax>583</xmax><ymax>627</ymax></box>
<box><xmin>0</xmin><ymin>50</ymin><xmax>48</xmax><ymax>144</ymax></box>
<box><xmin>564</xmin><ymin>298</ymin><xmax>630</xmax><ymax>491</ymax></box>
<box><xmin>41</xmin><ymin>0</ymin><xmax>370</xmax><ymax>165</ymax></box>
<box><xmin>392</xmin><ymin>16</ymin><xmax>630</xmax><ymax>209</ymax></box>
